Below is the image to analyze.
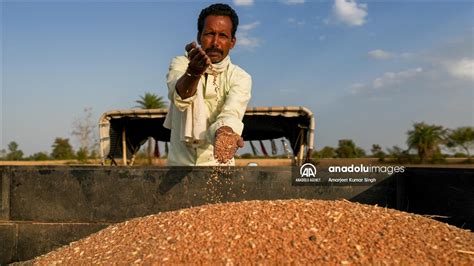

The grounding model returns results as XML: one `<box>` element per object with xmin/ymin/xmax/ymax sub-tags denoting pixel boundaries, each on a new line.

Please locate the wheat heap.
<box><xmin>33</xmin><ymin>199</ymin><xmax>474</xmax><ymax>265</ymax></box>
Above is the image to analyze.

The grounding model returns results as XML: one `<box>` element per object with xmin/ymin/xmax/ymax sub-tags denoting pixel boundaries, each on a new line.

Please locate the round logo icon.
<box><xmin>300</xmin><ymin>163</ymin><xmax>317</xmax><ymax>177</ymax></box>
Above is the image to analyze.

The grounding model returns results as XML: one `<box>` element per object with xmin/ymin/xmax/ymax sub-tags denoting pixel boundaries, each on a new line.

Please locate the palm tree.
<box><xmin>135</xmin><ymin>92</ymin><xmax>167</xmax><ymax>109</ymax></box>
<box><xmin>135</xmin><ymin>92</ymin><xmax>168</xmax><ymax>164</ymax></box>
<box><xmin>407</xmin><ymin>122</ymin><xmax>446</xmax><ymax>163</ymax></box>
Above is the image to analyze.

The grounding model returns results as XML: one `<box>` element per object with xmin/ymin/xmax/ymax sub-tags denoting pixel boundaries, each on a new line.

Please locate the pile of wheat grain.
<box><xmin>34</xmin><ymin>199</ymin><xmax>474</xmax><ymax>265</ymax></box>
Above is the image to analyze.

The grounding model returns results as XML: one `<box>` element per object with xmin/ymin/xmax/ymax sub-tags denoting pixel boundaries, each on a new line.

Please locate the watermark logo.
<box><xmin>293</xmin><ymin>163</ymin><xmax>401</xmax><ymax>186</ymax></box>
<box><xmin>328</xmin><ymin>164</ymin><xmax>405</xmax><ymax>175</ymax></box>
<box><xmin>300</xmin><ymin>163</ymin><xmax>317</xmax><ymax>177</ymax></box>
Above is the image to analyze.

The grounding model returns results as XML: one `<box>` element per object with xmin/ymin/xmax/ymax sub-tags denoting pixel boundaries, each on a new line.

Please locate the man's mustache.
<box><xmin>205</xmin><ymin>48</ymin><xmax>223</xmax><ymax>55</ymax></box>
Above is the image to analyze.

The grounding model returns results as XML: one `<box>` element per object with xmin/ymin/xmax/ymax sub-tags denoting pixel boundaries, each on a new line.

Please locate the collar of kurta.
<box><xmin>205</xmin><ymin>55</ymin><xmax>230</xmax><ymax>74</ymax></box>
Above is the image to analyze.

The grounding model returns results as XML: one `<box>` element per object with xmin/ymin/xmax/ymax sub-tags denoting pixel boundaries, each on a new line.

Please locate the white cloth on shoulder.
<box><xmin>176</xmin><ymin>55</ymin><xmax>230</xmax><ymax>146</ymax></box>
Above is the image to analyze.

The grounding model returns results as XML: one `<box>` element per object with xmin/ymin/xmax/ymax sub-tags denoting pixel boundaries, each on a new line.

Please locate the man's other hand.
<box><xmin>214</xmin><ymin>126</ymin><xmax>244</xmax><ymax>164</ymax></box>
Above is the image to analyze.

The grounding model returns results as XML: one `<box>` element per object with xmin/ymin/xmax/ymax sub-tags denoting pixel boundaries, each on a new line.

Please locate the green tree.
<box><xmin>6</xmin><ymin>141</ymin><xmax>24</xmax><ymax>160</ymax></box>
<box><xmin>454</xmin><ymin>152</ymin><xmax>467</xmax><ymax>158</ymax></box>
<box><xmin>356</xmin><ymin>147</ymin><xmax>366</xmax><ymax>157</ymax></box>
<box><xmin>135</xmin><ymin>92</ymin><xmax>167</xmax><ymax>109</ymax></box>
<box><xmin>28</xmin><ymin>152</ymin><xmax>50</xmax><ymax>161</ymax></box>
<box><xmin>371</xmin><ymin>144</ymin><xmax>386</xmax><ymax>161</ymax></box>
<box><xmin>51</xmin><ymin>138</ymin><xmax>75</xmax><ymax>160</ymax></box>
<box><xmin>135</xmin><ymin>92</ymin><xmax>168</xmax><ymax>164</ymax></box>
<box><xmin>335</xmin><ymin>139</ymin><xmax>365</xmax><ymax>158</ymax></box>
<box><xmin>89</xmin><ymin>149</ymin><xmax>99</xmax><ymax>159</ymax></box>
<box><xmin>446</xmin><ymin>127</ymin><xmax>474</xmax><ymax>160</ymax></box>
<box><xmin>76</xmin><ymin>148</ymin><xmax>89</xmax><ymax>162</ymax></box>
<box><xmin>387</xmin><ymin>146</ymin><xmax>413</xmax><ymax>164</ymax></box>
<box><xmin>0</xmin><ymin>149</ymin><xmax>6</xmax><ymax>160</ymax></box>
<box><xmin>407</xmin><ymin>122</ymin><xmax>446</xmax><ymax>163</ymax></box>
<box><xmin>319</xmin><ymin>146</ymin><xmax>336</xmax><ymax>158</ymax></box>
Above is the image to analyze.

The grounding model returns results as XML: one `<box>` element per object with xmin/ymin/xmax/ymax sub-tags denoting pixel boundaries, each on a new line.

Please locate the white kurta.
<box><xmin>164</xmin><ymin>55</ymin><xmax>252</xmax><ymax>166</ymax></box>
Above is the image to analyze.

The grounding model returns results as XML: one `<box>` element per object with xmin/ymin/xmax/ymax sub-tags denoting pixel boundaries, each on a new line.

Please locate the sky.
<box><xmin>1</xmin><ymin>0</ymin><xmax>473</xmax><ymax>156</ymax></box>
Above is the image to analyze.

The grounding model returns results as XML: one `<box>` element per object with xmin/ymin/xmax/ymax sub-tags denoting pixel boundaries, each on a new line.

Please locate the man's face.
<box><xmin>198</xmin><ymin>15</ymin><xmax>236</xmax><ymax>64</ymax></box>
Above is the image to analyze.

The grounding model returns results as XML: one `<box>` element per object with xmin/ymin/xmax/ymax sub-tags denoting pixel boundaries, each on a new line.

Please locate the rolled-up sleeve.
<box><xmin>166</xmin><ymin>56</ymin><xmax>197</xmax><ymax>112</ymax></box>
<box><xmin>208</xmin><ymin>68</ymin><xmax>252</xmax><ymax>142</ymax></box>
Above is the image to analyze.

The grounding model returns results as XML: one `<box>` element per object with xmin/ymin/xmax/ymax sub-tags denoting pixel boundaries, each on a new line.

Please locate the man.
<box><xmin>164</xmin><ymin>3</ymin><xmax>252</xmax><ymax>166</ymax></box>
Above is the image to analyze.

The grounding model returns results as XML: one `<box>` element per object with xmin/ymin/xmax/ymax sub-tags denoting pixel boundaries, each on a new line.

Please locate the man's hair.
<box><xmin>198</xmin><ymin>3</ymin><xmax>239</xmax><ymax>38</ymax></box>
